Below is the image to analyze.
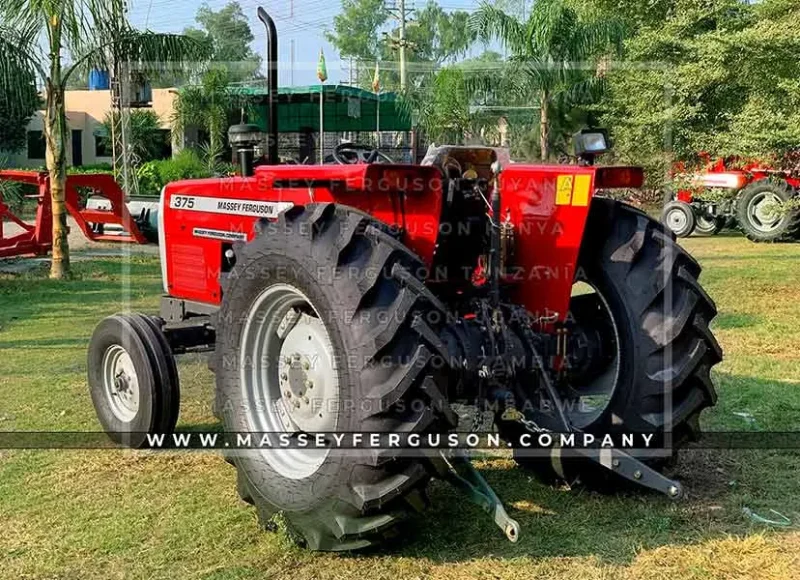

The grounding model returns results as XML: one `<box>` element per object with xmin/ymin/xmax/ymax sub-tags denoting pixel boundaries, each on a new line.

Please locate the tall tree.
<box><xmin>184</xmin><ymin>2</ymin><xmax>262</xmax><ymax>82</ymax></box>
<box><xmin>326</xmin><ymin>0</ymin><xmax>474</xmax><ymax>91</ymax></box>
<box><xmin>469</xmin><ymin>0</ymin><xmax>624</xmax><ymax>160</ymax></box>
<box><xmin>0</xmin><ymin>1</ymin><xmax>207</xmax><ymax>279</ymax></box>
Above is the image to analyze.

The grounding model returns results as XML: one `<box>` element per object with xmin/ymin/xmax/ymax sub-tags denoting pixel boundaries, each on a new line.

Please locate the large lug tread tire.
<box><xmin>215</xmin><ymin>203</ymin><xmax>456</xmax><ymax>551</ymax></box>
<box><xmin>88</xmin><ymin>313</ymin><xmax>180</xmax><ymax>448</ymax></box>
<box><xmin>736</xmin><ymin>178</ymin><xmax>800</xmax><ymax>243</ymax></box>
<box><xmin>516</xmin><ymin>199</ymin><xmax>721</xmax><ymax>484</ymax></box>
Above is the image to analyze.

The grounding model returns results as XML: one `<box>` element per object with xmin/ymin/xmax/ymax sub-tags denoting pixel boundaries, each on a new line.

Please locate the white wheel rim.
<box><xmin>666</xmin><ymin>208</ymin><xmax>689</xmax><ymax>233</ymax></box>
<box><xmin>747</xmin><ymin>192</ymin><xmax>783</xmax><ymax>232</ymax></box>
<box><xmin>102</xmin><ymin>345</ymin><xmax>140</xmax><ymax>422</ymax></box>
<box><xmin>239</xmin><ymin>283</ymin><xmax>339</xmax><ymax>480</ymax></box>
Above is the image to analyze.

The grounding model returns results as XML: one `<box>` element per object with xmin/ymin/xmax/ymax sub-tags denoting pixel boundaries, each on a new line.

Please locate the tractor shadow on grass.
<box><xmin>354</xmin><ymin>444</ymin><xmax>800</xmax><ymax>564</ymax></box>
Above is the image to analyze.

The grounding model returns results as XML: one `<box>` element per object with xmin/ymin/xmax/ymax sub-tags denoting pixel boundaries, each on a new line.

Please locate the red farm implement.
<box><xmin>0</xmin><ymin>170</ymin><xmax>147</xmax><ymax>259</ymax></box>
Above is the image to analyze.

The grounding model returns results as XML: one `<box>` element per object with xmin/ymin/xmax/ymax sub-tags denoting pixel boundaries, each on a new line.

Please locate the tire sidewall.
<box><xmin>573</xmin><ymin>257</ymin><xmax>651</xmax><ymax>433</ymax></box>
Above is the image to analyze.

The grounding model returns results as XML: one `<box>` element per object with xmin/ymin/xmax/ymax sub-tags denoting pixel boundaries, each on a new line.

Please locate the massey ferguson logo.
<box><xmin>170</xmin><ymin>195</ymin><xmax>294</xmax><ymax>218</ymax></box>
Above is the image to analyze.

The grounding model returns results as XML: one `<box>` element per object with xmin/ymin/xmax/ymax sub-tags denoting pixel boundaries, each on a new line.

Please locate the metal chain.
<box><xmin>500</xmin><ymin>407</ymin><xmax>548</xmax><ymax>433</ymax></box>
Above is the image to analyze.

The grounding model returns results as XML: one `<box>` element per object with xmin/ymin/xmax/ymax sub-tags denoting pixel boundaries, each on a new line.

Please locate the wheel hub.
<box><xmin>278</xmin><ymin>313</ymin><xmax>337</xmax><ymax>432</ymax></box>
<box><xmin>666</xmin><ymin>208</ymin><xmax>688</xmax><ymax>232</ymax></box>
<box><xmin>102</xmin><ymin>345</ymin><xmax>139</xmax><ymax>422</ymax></box>
<box><xmin>748</xmin><ymin>192</ymin><xmax>782</xmax><ymax>232</ymax></box>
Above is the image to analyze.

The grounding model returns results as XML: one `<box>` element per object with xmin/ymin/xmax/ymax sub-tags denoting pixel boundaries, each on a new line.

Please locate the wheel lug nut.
<box><xmin>303</xmin><ymin>361</ymin><xmax>310</xmax><ymax>371</ymax></box>
<box><xmin>303</xmin><ymin>397</ymin><xmax>310</xmax><ymax>405</ymax></box>
<box><xmin>305</xmin><ymin>379</ymin><xmax>313</xmax><ymax>389</ymax></box>
<box><xmin>280</xmin><ymin>373</ymin><xmax>288</xmax><ymax>382</ymax></box>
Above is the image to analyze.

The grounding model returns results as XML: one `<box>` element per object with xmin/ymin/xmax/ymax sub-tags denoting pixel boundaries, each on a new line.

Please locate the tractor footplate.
<box><xmin>434</xmin><ymin>451</ymin><xmax>520</xmax><ymax>543</ymax></box>
<box><xmin>573</xmin><ymin>447</ymin><xmax>683</xmax><ymax>499</ymax></box>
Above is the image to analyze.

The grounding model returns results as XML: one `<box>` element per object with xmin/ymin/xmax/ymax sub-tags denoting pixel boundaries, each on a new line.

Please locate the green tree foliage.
<box><xmin>101</xmin><ymin>109</ymin><xmax>169</xmax><ymax>164</ymax></box>
<box><xmin>184</xmin><ymin>2</ymin><xmax>262</xmax><ymax>82</ymax></box>
<box><xmin>599</xmin><ymin>0</ymin><xmax>800</xmax><ymax>180</ymax></box>
<box><xmin>326</xmin><ymin>0</ymin><xmax>474</xmax><ymax>90</ymax></box>
<box><xmin>0</xmin><ymin>0</ymin><xmax>208</xmax><ymax>278</ymax></box>
<box><xmin>326</xmin><ymin>0</ymin><xmax>388</xmax><ymax>62</ymax></box>
<box><xmin>469</xmin><ymin>0</ymin><xmax>624</xmax><ymax>159</ymax></box>
<box><xmin>172</xmin><ymin>69</ymin><xmax>247</xmax><ymax>162</ymax></box>
<box><xmin>0</xmin><ymin>55</ymin><xmax>39</xmax><ymax>152</ymax></box>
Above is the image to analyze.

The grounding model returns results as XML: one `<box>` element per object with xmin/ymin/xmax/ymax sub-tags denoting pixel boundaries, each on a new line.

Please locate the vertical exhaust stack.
<box><xmin>258</xmin><ymin>7</ymin><xmax>279</xmax><ymax>165</ymax></box>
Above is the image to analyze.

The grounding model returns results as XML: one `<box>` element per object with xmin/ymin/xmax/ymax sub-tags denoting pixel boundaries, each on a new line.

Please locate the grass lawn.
<box><xmin>1</xmin><ymin>235</ymin><xmax>799</xmax><ymax>579</ymax></box>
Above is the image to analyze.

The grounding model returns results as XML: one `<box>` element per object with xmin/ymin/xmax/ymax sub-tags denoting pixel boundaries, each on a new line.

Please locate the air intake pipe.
<box><xmin>257</xmin><ymin>7</ymin><xmax>279</xmax><ymax>165</ymax></box>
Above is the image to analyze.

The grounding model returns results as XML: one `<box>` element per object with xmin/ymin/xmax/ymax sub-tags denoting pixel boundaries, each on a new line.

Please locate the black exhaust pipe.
<box><xmin>257</xmin><ymin>7</ymin><xmax>279</xmax><ymax>165</ymax></box>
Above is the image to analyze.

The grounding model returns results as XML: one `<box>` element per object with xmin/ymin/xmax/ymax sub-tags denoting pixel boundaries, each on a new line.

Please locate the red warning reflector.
<box><xmin>595</xmin><ymin>167</ymin><xmax>644</xmax><ymax>189</ymax></box>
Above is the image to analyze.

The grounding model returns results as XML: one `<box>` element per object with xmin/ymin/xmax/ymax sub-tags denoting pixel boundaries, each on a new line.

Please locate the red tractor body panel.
<box><xmin>162</xmin><ymin>162</ymin><xmax>637</xmax><ymax>323</ymax></box>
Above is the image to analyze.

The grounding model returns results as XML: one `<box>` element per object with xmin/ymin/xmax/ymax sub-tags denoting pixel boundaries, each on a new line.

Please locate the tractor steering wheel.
<box><xmin>332</xmin><ymin>142</ymin><xmax>392</xmax><ymax>165</ymax></box>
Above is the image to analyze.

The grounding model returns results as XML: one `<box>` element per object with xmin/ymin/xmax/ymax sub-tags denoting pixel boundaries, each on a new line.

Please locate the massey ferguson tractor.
<box><xmin>86</xmin><ymin>8</ymin><xmax>721</xmax><ymax>551</ymax></box>
<box><xmin>662</xmin><ymin>155</ymin><xmax>800</xmax><ymax>242</ymax></box>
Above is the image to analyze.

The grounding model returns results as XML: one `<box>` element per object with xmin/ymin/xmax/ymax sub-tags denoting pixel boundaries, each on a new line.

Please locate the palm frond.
<box><xmin>468</xmin><ymin>3</ymin><xmax>529</xmax><ymax>56</ymax></box>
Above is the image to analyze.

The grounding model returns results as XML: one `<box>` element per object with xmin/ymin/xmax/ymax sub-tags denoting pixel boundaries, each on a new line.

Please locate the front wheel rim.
<box><xmin>666</xmin><ymin>208</ymin><xmax>689</xmax><ymax>234</ymax></box>
<box><xmin>102</xmin><ymin>345</ymin><xmax>140</xmax><ymax>422</ymax></box>
<box><xmin>239</xmin><ymin>283</ymin><xmax>339</xmax><ymax>480</ymax></box>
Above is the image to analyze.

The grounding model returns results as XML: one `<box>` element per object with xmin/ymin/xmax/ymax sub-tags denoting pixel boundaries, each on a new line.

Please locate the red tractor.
<box><xmin>86</xmin><ymin>9</ymin><xmax>721</xmax><ymax>550</ymax></box>
<box><xmin>662</xmin><ymin>155</ymin><xmax>800</xmax><ymax>242</ymax></box>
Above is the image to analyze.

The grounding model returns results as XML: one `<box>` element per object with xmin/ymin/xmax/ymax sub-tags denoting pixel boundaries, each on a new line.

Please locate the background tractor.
<box><xmin>86</xmin><ymin>8</ymin><xmax>721</xmax><ymax>551</ymax></box>
<box><xmin>662</xmin><ymin>155</ymin><xmax>800</xmax><ymax>242</ymax></box>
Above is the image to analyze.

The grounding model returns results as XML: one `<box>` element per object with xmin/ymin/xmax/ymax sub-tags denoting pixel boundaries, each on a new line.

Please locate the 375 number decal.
<box><xmin>170</xmin><ymin>196</ymin><xmax>195</xmax><ymax>209</ymax></box>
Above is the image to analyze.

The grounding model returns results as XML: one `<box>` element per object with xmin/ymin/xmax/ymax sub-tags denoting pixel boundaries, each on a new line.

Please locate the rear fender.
<box><xmin>501</xmin><ymin>165</ymin><xmax>642</xmax><ymax>325</ymax></box>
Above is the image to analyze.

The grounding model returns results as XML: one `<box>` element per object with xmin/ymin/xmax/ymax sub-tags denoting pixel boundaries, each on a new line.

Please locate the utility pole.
<box><xmin>290</xmin><ymin>39</ymin><xmax>295</xmax><ymax>85</ymax></box>
<box><xmin>386</xmin><ymin>0</ymin><xmax>413</xmax><ymax>91</ymax></box>
<box><xmin>398</xmin><ymin>0</ymin><xmax>407</xmax><ymax>91</ymax></box>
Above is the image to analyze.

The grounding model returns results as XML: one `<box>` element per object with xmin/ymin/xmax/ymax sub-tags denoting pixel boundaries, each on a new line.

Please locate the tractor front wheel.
<box><xmin>661</xmin><ymin>200</ymin><xmax>695</xmax><ymax>238</ymax></box>
<box><xmin>88</xmin><ymin>314</ymin><xmax>180</xmax><ymax>448</ymax></box>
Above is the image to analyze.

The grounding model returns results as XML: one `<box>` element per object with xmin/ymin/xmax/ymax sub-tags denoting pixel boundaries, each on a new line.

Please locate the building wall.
<box><xmin>5</xmin><ymin>88</ymin><xmax>178</xmax><ymax>169</ymax></box>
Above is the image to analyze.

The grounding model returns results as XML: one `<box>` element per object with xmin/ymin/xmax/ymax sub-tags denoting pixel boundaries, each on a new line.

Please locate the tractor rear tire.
<box><xmin>88</xmin><ymin>313</ymin><xmax>180</xmax><ymax>448</ymax></box>
<box><xmin>736</xmin><ymin>178</ymin><xmax>800</xmax><ymax>242</ymax></box>
<box><xmin>661</xmin><ymin>200</ymin><xmax>695</xmax><ymax>238</ymax></box>
<box><xmin>214</xmin><ymin>203</ymin><xmax>458</xmax><ymax>551</ymax></box>
<box><xmin>514</xmin><ymin>198</ymin><xmax>721</xmax><ymax>485</ymax></box>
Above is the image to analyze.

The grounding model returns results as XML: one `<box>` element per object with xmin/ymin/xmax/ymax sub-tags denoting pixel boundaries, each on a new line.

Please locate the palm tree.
<box><xmin>171</xmin><ymin>69</ymin><xmax>247</xmax><ymax>164</ymax></box>
<box><xmin>469</xmin><ymin>0</ymin><xmax>624</xmax><ymax>160</ymax></box>
<box><xmin>0</xmin><ymin>1</ymin><xmax>208</xmax><ymax>279</ymax></box>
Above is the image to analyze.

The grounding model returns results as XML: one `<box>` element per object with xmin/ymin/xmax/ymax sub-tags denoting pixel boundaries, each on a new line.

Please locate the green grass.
<box><xmin>1</xmin><ymin>237</ymin><xmax>799</xmax><ymax>579</ymax></box>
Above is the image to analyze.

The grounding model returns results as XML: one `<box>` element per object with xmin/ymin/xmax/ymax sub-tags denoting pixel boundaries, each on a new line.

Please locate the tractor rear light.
<box><xmin>595</xmin><ymin>167</ymin><xmax>644</xmax><ymax>189</ymax></box>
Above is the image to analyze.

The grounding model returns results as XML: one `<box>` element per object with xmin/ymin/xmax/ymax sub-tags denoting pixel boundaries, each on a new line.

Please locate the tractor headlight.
<box><xmin>573</xmin><ymin>129</ymin><xmax>610</xmax><ymax>157</ymax></box>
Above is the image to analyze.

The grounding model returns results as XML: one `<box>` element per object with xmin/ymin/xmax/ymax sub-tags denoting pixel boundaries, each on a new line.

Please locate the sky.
<box><xmin>126</xmin><ymin>0</ymin><xmax>488</xmax><ymax>87</ymax></box>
